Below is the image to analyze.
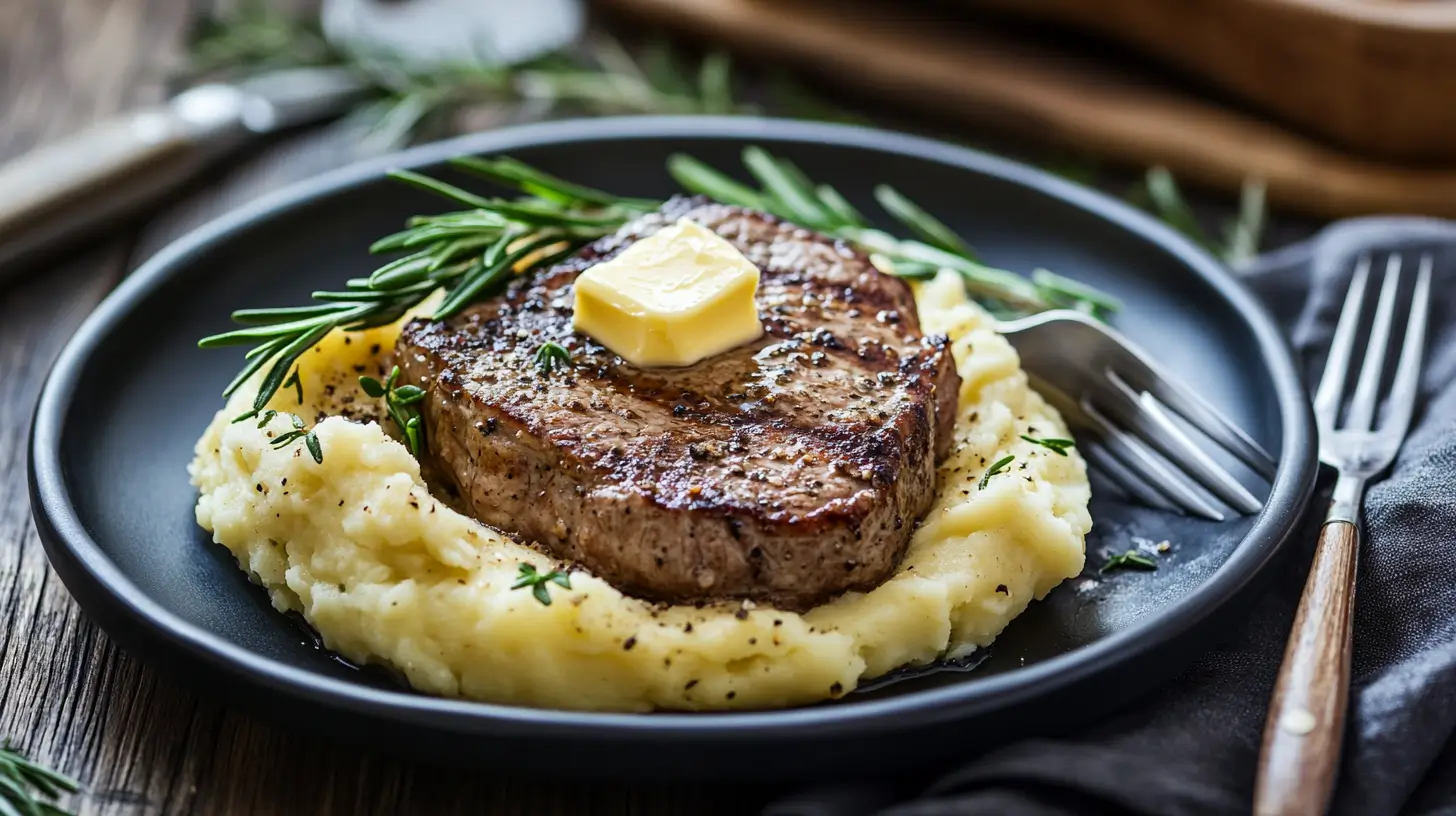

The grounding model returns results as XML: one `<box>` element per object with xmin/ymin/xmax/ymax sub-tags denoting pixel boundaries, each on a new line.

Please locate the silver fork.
<box><xmin>1254</xmin><ymin>254</ymin><xmax>1433</xmax><ymax>816</ymax></box>
<box><xmin>1000</xmin><ymin>310</ymin><xmax>1277</xmax><ymax>521</ymax></box>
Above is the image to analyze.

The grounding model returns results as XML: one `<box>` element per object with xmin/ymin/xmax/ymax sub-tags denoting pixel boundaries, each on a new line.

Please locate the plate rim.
<box><xmin>28</xmin><ymin>115</ymin><xmax>1318</xmax><ymax>742</ymax></box>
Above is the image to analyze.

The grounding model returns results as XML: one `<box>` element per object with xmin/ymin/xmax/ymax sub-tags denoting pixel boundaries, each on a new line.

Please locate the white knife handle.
<box><xmin>0</xmin><ymin>85</ymin><xmax>249</xmax><ymax>275</ymax></box>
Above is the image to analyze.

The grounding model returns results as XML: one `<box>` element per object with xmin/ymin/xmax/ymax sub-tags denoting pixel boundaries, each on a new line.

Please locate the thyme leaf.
<box><xmin>512</xmin><ymin>563</ymin><xmax>572</xmax><ymax>606</ymax></box>
<box><xmin>359</xmin><ymin>366</ymin><xmax>427</xmax><ymax>458</ymax></box>
<box><xmin>262</xmin><ymin>412</ymin><xmax>323</xmax><ymax>464</ymax></box>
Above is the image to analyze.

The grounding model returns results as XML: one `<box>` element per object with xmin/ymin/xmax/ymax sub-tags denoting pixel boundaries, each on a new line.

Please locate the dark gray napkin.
<box><xmin>769</xmin><ymin>217</ymin><xmax>1456</xmax><ymax>816</ymax></box>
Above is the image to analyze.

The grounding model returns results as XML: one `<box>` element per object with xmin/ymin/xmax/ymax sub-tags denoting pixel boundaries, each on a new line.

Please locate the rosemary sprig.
<box><xmin>1021</xmin><ymin>435</ymin><xmax>1076</xmax><ymax>456</ymax></box>
<box><xmin>512</xmin><ymin>563</ymin><xmax>572</xmax><ymax>606</ymax></box>
<box><xmin>979</xmin><ymin>455</ymin><xmax>1016</xmax><ymax>489</ymax></box>
<box><xmin>202</xmin><ymin>149</ymin><xmax>1120</xmax><ymax>410</ymax></box>
<box><xmin>359</xmin><ymin>365</ymin><xmax>426</xmax><ymax>456</ymax></box>
<box><xmin>534</xmin><ymin>342</ymin><xmax>573</xmax><ymax>376</ymax></box>
<box><xmin>669</xmin><ymin>148</ymin><xmax>1122</xmax><ymax>317</ymax></box>
<box><xmin>0</xmin><ymin>741</ymin><xmax>80</xmax><ymax>816</ymax></box>
<box><xmin>198</xmin><ymin>157</ymin><xmax>657</xmax><ymax>412</ymax></box>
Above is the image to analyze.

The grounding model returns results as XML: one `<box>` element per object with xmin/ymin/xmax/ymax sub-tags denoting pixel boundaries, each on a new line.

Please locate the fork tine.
<box><xmin>1142</xmin><ymin>377</ymin><xmax>1276</xmax><ymax>481</ymax></box>
<box><xmin>1082</xmin><ymin>441</ymin><xmax>1183</xmax><ymax>514</ymax></box>
<box><xmin>1082</xmin><ymin>401</ymin><xmax>1226</xmax><ymax>521</ymax></box>
<box><xmin>1313</xmin><ymin>255</ymin><xmax>1371</xmax><ymax>422</ymax></box>
<box><xmin>1345</xmin><ymin>256</ymin><xmax>1402</xmax><ymax>430</ymax></box>
<box><xmin>1097</xmin><ymin>371</ymin><xmax>1263</xmax><ymax>513</ymax></box>
<box><xmin>1115</xmin><ymin>347</ymin><xmax>1276</xmax><ymax>480</ymax></box>
<box><xmin>1381</xmin><ymin>253</ymin><xmax>1432</xmax><ymax>434</ymax></box>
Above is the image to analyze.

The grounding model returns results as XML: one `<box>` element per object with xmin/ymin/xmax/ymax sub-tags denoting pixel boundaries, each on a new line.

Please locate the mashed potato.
<box><xmin>191</xmin><ymin>271</ymin><xmax>1092</xmax><ymax>711</ymax></box>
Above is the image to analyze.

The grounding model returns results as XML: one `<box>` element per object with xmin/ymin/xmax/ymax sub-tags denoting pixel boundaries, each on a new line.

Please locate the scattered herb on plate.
<box><xmin>1100</xmin><ymin>549</ymin><xmax>1158</xmax><ymax>574</ymax></box>
<box><xmin>359</xmin><ymin>365</ymin><xmax>427</xmax><ymax>456</ymax></box>
<box><xmin>512</xmin><ymin>563</ymin><xmax>572</xmax><ymax>606</ymax></box>
<box><xmin>979</xmin><ymin>455</ymin><xmax>1016</xmax><ymax>489</ymax></box>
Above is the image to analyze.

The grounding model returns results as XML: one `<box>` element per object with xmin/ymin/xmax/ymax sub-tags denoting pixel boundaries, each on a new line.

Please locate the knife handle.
<box><xmin>0</xmin><ymin>85</ymin><xmax>247</xmax><ymax>277</ymax></box>
<box><xmin>1254</xmin><ymin>519</ymin><xmax>1359</xmax><ymax>816</ymax></box>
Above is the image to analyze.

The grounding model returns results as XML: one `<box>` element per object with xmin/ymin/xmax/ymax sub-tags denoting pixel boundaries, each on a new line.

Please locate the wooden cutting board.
<box><xmin>599</xmin><ymin>0</ymin><xmax>1456</xmax><ymax>220</ymax></box>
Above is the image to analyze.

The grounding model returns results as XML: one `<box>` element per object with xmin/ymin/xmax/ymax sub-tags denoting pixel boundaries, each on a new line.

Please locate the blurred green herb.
<box><xmin>183</xmin><ymin>1</ymin><xmax>334</xmax><ymax>78</ymax></box>
<box><xmin>1</xmin><ymin>740</ymin><xmax>80</xmax><ymax>816</ymax></box>
<box><xmin>1137</xmin><ymin>167</ymin><xmax>1267</xmax><ymax>265</ymax></box>
<box><xmin>1222</xmin><ymin>178</ymin><xmax>1268</xmax><ymax>266</ymax></box>
<box><xmin>182</xmin><ymin>2</ymin><xmax>855</xmax><ymax>149</ymax></box>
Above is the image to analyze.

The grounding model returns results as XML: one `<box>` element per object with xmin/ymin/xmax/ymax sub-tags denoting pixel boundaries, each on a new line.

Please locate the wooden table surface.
<box><xmin>0</xmin><ymin>2</ymin><xmax>779</xmax><ymax>813</ymax></box>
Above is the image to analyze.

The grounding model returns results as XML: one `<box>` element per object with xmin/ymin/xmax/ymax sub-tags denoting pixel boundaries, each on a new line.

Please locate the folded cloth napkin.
<box><xmin>768</xmin><ymin>217</ymin><xmax>1456</xmax><ymax>816</ymax></box>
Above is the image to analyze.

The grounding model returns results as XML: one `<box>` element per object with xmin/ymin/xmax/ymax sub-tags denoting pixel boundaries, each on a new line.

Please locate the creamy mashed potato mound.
<box><xmin>191</xmin><ymin>271</ymin><xmax>1092</xmax><ymax>711</ymax></box>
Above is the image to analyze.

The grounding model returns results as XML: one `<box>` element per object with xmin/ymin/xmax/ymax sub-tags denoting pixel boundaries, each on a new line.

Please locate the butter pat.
<box><xmin>573</xmin><ymin>218</ymin><xmax>763</xmax><ymax>367</ymax></box>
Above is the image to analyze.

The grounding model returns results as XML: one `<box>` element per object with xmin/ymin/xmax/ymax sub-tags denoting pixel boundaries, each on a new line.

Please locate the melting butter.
<box><xmin>572</xmin><ymin>218</ymin><xmax>763</xmax><ymax>367</ymax></box>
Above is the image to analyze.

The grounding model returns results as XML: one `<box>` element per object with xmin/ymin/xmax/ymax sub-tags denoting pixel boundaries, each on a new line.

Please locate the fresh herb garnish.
<box><xmin>198</xmin><ymin>157</ymin><xmax>655</xmax><ymax>412</ymax></box>
<box><xmin>1</xmin><ymin>740</ymin><xmax>80</xmax><ymax>816</ymax></box>
<box><xmin>669</xmin><ymin>148</ymin><xmax>1122</xmax><ymax>317</ymax></box>
<box><xmin>359</xmin><ymin>365</ymin><xmax>426</xmax><ymax>457</ymax></box>
<box><xmin>1021</xmin><ymin>435</ymin><xmax>1076</xmax><ymax>456</ymax></box>
<box><xmin>511</xmin><ymin>563</ymin><xmax>572</xmax><ymax>606</ymax></box>
<box><xmin>1100</xmin><ymin>549</ymin><xmax>1158</xmax><ymax>574</ymax></box>
<box><xmin>201</xmin><ymin>149</ymin><xmax>1119</xmax><ymax>410</ymax></box>
<box><xmin>265</xmin><ymin>412</ymin><xmax>323</xmax><ymax>464</ymax></box>
<box><xmin>533</xmin><ymin>342</ymin><xmax>573</xmax><ymax>376</ymax></box>
<box><xmin>978</xmin><ymin>455</ymin><xmax>1016</xmax><ymax>489</ymax></box>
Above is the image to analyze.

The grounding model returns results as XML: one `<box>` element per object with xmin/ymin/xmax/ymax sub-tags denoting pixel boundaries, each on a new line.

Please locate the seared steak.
<box><xmin>396</xmin><ymin>198</ymin><xmax>961</xmax><ymax>610</ymax></box>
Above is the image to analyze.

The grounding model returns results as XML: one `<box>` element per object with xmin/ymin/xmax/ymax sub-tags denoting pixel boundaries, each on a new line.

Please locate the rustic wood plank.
<box><xmin>0</xmin><ymin>2</ymin><xmax>771</xmax><ymax>813</ymax></box>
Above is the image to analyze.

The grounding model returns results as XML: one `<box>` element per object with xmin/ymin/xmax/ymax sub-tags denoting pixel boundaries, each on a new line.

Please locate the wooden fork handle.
<box><xmin>1255</xmin><ymin>520</ymin><xmax>1360</xmax><ymax>816</ymax></box>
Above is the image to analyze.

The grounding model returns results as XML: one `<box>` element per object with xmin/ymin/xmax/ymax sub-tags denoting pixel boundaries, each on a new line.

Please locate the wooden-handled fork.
<box><xmin>1254</xmin><ymin>253</ymin><xmax>1433</xmax><ymax>815</ymax></box>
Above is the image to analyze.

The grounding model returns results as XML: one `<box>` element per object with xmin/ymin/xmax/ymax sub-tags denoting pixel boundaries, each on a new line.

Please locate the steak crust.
<box><xmin>396</xmin><ymin>199</ymin><xmax>961</xmax><ymax>610</ymax></box>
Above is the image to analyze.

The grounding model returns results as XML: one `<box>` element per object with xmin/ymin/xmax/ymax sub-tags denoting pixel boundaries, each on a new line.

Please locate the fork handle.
<box><xmin>1254</xmin><ymin>517</ymin><xmax>1360</xmax><ymax>816</ymax></box>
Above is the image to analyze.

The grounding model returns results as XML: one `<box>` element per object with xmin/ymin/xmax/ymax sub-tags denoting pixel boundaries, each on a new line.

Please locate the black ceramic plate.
<box><xmin>29</xmin><ymin>117</ymin><xmax>1316</xmax><ymax>780</ymax></box>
